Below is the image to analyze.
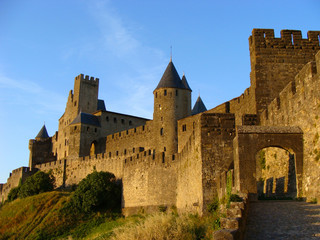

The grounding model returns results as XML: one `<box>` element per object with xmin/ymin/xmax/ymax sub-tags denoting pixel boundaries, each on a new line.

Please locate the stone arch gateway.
<box><xmin>233</xmin><ymin>126</ymin><xmax>303</xmax><ymax>198</ymax></box>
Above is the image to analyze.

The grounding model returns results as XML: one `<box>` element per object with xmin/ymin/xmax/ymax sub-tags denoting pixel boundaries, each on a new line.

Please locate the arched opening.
<box><xmin>256</xmin><ymin>147</ymin><xmax>297</xmax><ymax>199</ymax></box>
<box><xmin>90</xmin><ymin>141</ymin><xmax>97</xmax><ymax>156</ymax></box>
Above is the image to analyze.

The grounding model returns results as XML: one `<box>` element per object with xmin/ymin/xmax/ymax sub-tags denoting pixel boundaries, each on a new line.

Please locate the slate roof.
<box><xmin>191</xmin><ymin>96</ymin><xmax>207</xmax><ymax>115</ymax></box>
<box><xmin>36</xmin><ymin>125</ymin><xmax>49</xmax><ymax>139</ymax></box>
<box><xmin>70</xmin><ymin>112</ymin><xmax>101</xmax><ymax>127</ymax></box>
<box><xmin>181</xmin><ymin>74</ymin><xmax>192</xmax><ymax>91</ymax></box>
<box><xmin>154</xmin><ymin>61</ymin><xmax>192</xmax><ymax>91</ymax></box>
<box><xmin>97</xmin><ymin>99</ymin><xmax>106</xmax><ymax>111</ymax></box>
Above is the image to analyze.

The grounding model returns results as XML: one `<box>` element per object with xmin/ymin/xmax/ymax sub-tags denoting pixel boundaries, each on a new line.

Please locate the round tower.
<box><xmin>153</xmin><ymin>60</ymin><xmax>192</xmax><ymax>157</ymax></box>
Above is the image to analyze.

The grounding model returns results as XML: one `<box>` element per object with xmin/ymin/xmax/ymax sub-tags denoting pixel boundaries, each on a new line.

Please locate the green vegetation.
<box><xmin>0</xmin><ymin>191</ymin><xmax>221</xmax><ymax>240</ymax></box>
<box><xmin>207</xmin><ymin>197</ymin><xmax>219</xmax><ymax>213</ymax></box>
<box><xmin>1</xmin><ymin>171</ymin><xmax>222</xmax><ymax>239</ymax></box>
<box><xmin>6</xmin><ymin>171</ymin><xmax>54</xmax><ymax>202</ymax></box>
<box><xmin>109</xmin><ymin>213</ymin><xmax>219</xmax><ymax>240</ymax></box>
<box><xmin>258</xmin><ymin>150</ymin><xmax>266</xmax><ymax>170</ymax></box>
<box><xmin>65</xmin><ymin>171</ymin><xmax>121</xmax><ymax>213</ymax></box>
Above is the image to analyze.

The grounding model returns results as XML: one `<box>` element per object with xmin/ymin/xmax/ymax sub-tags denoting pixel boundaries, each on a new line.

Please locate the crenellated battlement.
<box><xmin>250</xmin><ymin>29</ymin><xmax>320</xmax><ymax>49</ymax></box>
<box><xmin>75</xmin><ymin>73</ymin><xmax>99</xmax><ymax>84</ymax></box>
<box><xmin>260</xmin><ymin>53</ymin><xmax>319</xmax><ymax>123</ymax></box>
<box><xmin>106</xmin><ymin>124</ymin><xmax>149</xmax><ymax>142</ymax></box>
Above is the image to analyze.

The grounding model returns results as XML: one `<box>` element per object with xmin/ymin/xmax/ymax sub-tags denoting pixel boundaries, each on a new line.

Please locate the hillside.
<box><xmin>0</xmin><ymin>191</ymin><xmax>219</xmax><ymax>240</ymax></box>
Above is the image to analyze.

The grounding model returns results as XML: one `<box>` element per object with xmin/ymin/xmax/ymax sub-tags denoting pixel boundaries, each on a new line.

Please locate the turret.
<box><xmin>191</xmin><ymin>96</ymin><xmax>207</xmax><ymax>115</ymax></box>
<box><xmin>153</xmin><ymin>60</ymin><xmax>192</xmax><ymax>156</ymax></box>
<box><xmin>29</xmin><ymin>124</ymin><xmax>55</xmax><ymax>169</ymax></box>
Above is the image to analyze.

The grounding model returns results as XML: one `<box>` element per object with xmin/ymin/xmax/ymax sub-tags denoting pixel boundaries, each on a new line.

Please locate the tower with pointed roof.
<box><xmin>153</xmin><ymin>60</ymin><xmax>192</xmax><ymax>156</ymax></box>
<box><xmin>29</xmin><ymin>125</ymin><xmax>55</xmax><ymax>169</ymax></box>
<box><xmin>191</xmin><ymin>96</ymin><xmax>207</xmax><ymax>115</ymax></box>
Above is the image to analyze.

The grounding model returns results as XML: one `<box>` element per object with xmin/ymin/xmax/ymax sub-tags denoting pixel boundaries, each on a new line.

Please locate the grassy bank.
<box><xmin>0</xmin><ymin>191</ymin><xmax>220</xmax><ymax>240</ymax></box>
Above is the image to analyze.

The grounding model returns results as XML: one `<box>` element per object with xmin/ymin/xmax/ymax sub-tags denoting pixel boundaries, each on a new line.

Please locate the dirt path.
<box><xmin>244</xmin><ymin>201</ymin><xmax>320</xmax><ymax>240</ymax></box>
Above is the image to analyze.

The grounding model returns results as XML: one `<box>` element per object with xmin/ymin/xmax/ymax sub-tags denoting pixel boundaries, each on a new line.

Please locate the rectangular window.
<box><xmin>182</xmin><ymin>124</ymin><xmax>187</xmax><ymax>132</ymax></box>
<box><xmin>164</xmin><ymin>90</ymin><xmax>167</xmax><ymax>96</ymax></box>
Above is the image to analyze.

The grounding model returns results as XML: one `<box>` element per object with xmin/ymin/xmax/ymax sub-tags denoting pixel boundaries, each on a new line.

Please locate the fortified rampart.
<box><xmin>0</xmin><ymin>167</ymin><xmax>37</xmax><ymax>202</ymax></box>
<box><xmin>1</xmin><ymin>28</ymin><xmax>320</xmax><ymax>211</ymax></box>
<box><xmin>209</xmin><ymin>29</ymin><xmax>320</xmax><ymax>125</ymax></box>
<box><xmin>260</xmin><ymin>51</ymin><xmax>320</xmax><ymax>201</ymax></box>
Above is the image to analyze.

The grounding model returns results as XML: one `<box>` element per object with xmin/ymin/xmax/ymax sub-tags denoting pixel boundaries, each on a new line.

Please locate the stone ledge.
<box><xmin>237</xmin><ymin>125</ymin><xmax>302</xmax><ymax>134</ymax></box>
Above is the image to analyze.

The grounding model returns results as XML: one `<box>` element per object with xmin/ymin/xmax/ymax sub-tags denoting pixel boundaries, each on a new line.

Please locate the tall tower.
<box><xmin>55</xmin><ymin>74</ymin><xmax>100</xmax><ymax>160</ymax></box>
<box><xmin>153</xmin><ymin>60</ymin><xmax>192</xmax><ymax>157</ymax></box>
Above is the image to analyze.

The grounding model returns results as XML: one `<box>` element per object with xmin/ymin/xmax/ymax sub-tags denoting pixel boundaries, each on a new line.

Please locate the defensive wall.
<box><xmin>0</xmin><ymin>167</ymin><xmax>37</xmax><ymax>202</ymax></box>
<box><xmin>209</xmin><ymin>29</ymin><xmax>320</xmax><ymax>126</ymax></box>
<box><xmin>2</xmin><ymin>28</ymin><xmax>320</xmax><ymax>210</ymax></box>
<box><xmin>260</xmin><ymin>51</ymin><xmax>320</xmax><ymax>201</ymax></box>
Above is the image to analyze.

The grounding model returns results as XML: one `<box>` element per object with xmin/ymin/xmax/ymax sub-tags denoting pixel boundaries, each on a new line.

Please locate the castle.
<box><xmin>1</xmin><ymin>29</ymin><xmax>320</xmax><ymax>215</ymax></box>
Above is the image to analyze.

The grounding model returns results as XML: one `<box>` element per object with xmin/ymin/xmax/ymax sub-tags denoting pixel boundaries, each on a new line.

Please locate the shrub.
<box><xmin>207</xmin><ymin>197</ymin><xmax>219</xmax><ymax>213</ymax></box>
<box><xmin>69</xmin><ymin>171</ymin><xmax>121</xmax><ymax>213</ymax></box>
<box><xmin>7</xmin><ymin>186</ymin><xmax>21</xmax><ymax>202</ymax></box>
<box><xmin>229</xmin><ymin>194</ymin><xmax>242</xmax><ymax>202</ymax></box>
<box><xmin>18</xmin><ymin>171</ymin><xmax>55</xmax><ymax>198</ymax></box>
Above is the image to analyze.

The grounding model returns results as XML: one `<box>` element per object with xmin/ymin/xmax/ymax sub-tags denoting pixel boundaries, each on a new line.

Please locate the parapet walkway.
<box><xmin>244</xmin><ymin>201</ymin><xmax>320</xmax><ymax>239</ymax></box>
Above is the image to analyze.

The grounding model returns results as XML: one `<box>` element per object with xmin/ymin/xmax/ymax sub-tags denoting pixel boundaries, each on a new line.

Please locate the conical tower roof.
<box><xmin>191</xmin><ymin>96</ymin><xmax>207</xmax><ymax>115</ymax></box>
<box><xmin>35</xmin><ymin>125</ymin><xmax>49</xmax><ymax>139</ymax></box>
<box><xmin>181</xmin><ymin>74</ymin><xmax>192</xmax><ymax>91</ymax></box>
<box><xmin>154</xmin><ymin>60</ymin><xmax>189</xmax><ymax>91</ymax></box>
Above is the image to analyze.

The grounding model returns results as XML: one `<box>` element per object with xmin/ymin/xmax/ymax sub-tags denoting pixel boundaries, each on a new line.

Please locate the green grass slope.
<box><xmin>0</xmin><ymin>191</ymin><xmax>70</xmax><ymax>240</ymax></box>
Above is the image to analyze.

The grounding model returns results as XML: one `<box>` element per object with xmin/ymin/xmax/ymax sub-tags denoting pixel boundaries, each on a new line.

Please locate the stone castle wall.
<box><xmin>0</xmin><ymin>167</ymin><xmax>37</xmax><ymax>202</ymax></box>
<box><xmin>176</xmin><ymin>114</ymin><xmax>203</xmax><ymax>214</ymax></box>
<box><xmin>260</xmin><ymin>51</ymin><xmax>320</xmax><ymax>201</ymax></box>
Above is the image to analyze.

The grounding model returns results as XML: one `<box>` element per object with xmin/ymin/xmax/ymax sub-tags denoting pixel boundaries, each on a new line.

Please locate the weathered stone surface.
<box><xmin>1</xmin><ymin>29</ymin><xmax>320</xmax><ymax>215</ymax></box>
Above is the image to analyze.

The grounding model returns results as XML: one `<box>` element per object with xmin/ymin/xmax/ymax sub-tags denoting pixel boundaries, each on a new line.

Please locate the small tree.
<box><xmin>7</xmin><ymin>186</ymin><xmax>21</xmax><ymax>202</ymax></box>
<box><xmin>18</xmin><ymin>171</ymin><xmax>55</xmax><ymax>198</ymax></box>
<box><xmin>70</xmin><ymin>171</ymin><xmax>121</xmax><ymax>213</ymax></box>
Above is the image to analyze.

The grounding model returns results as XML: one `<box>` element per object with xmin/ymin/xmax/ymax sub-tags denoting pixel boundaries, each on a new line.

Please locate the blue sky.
<box><xmin>0</xmin><ymin>0</ymin><xmax>319</xmax><ymax>183</ymax></box>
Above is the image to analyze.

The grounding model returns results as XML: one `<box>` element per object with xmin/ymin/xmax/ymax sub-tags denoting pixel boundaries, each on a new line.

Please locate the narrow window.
<box><xmin>133</xmin><ymin>148</ymin><xmax>135</xmax><ymax>153</ymax></box>
<box><xmin>109</xmin><ymin>152</ymin><xmax>111</xmax><ymax>157</ymax></box>
<box><xmin>116</xmin><ymin>151</ymin><xmax>119</xmax><ymax>156</ymax></box>
<box><xmin>164</xmin><ymin>147</ymin><xmax>166</xmax><ymax>151</ymax></box>
<box><xmin>142</xmin><ymin>126</ymin><xmax>145</xmax><ymax>131</ymax></box>
<box><xmin>87</xmin><ymin>126</ymin><xmax>89</xmax><ymax>131</ymax></box>
<box><xmin>164</xmin><ymin>90</ymin><xmax>167</xmax><ymax>96</ymax></box>
<box><xmin>74</xmin><ymin>126</ymin><xmax>77</xmax><ymax>130</ymax></box>
<box><xmin>176</xmin><ymin>90</ymin><xmax>178</xmax><ymax>96</ymax></box>
<box><xmin>106</xmin><ymin>116</ymin><xmax>109</xmax><ymax>121</ymax></box>
<box><xmin>291</xmin><ymin>33</ymin><xmax>294</xmax><ymax>45</ymax></box>
<box><xmin>121</xmin><ymin>119</ymin><xmax>125</xmax><ymax>124</ymax></box>
<box><xmin>129</xmin><ymin>120</ymin><xmax>132</xmax><ymax>126</ymax></box>
<box><xmin>160</xmin><ymin>128</ymin><xmax>164</xmax><ymax>136</ymax></box>
<box><xmin>95</xmin><ymin>128</ymin><xmax>97</xmax><ymax>132</ymax></box>
<box><xmin>114</xmin><ymin>117</ymin><xmax>117</xmax><ymax>123</ymax></box>
<box><xmin>124</xmin><ymin>149</ymin><xmax>127</xmax><ymax>155</ymax></box>
<box><xmin>155</xmin><ymin>92</ymin><xmax>157</xmax><ymax>98</ymax></box>
<box><xmin>182</xmin><ymin>124</ymin><xmax>187</xmax><ymax>132</ymax></box>
<box><xmin>74</xmin><ymin>101</ymin><xmax>77</xmax><ymax>106</ymax></box>
<box><xmin>172</xmin><ymin>155</ymin><xmax>175</xmax><ymax>160</ymax></box>
<box><xmin>162</xmin><ymin>152</ymin><xmax>165</xmax><ymax>163</ymax></box>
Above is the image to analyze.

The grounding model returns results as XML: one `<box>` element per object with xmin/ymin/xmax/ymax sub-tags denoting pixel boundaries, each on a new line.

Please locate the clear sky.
<box><xmin>0</xmin><ymin>0</ymin><xmax>319</xmax><ymax>183</ymax></box>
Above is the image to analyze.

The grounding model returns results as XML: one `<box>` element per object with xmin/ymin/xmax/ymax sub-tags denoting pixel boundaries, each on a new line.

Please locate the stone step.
<box><xmin>220</xmin><ymin>217</ymin><xmax>241</xmax><ymax>229</ymax></box>
<box><xmin>227</xmin><ymin>207</ymin><xmax>242</xmax><ymax>218</ymax></box>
